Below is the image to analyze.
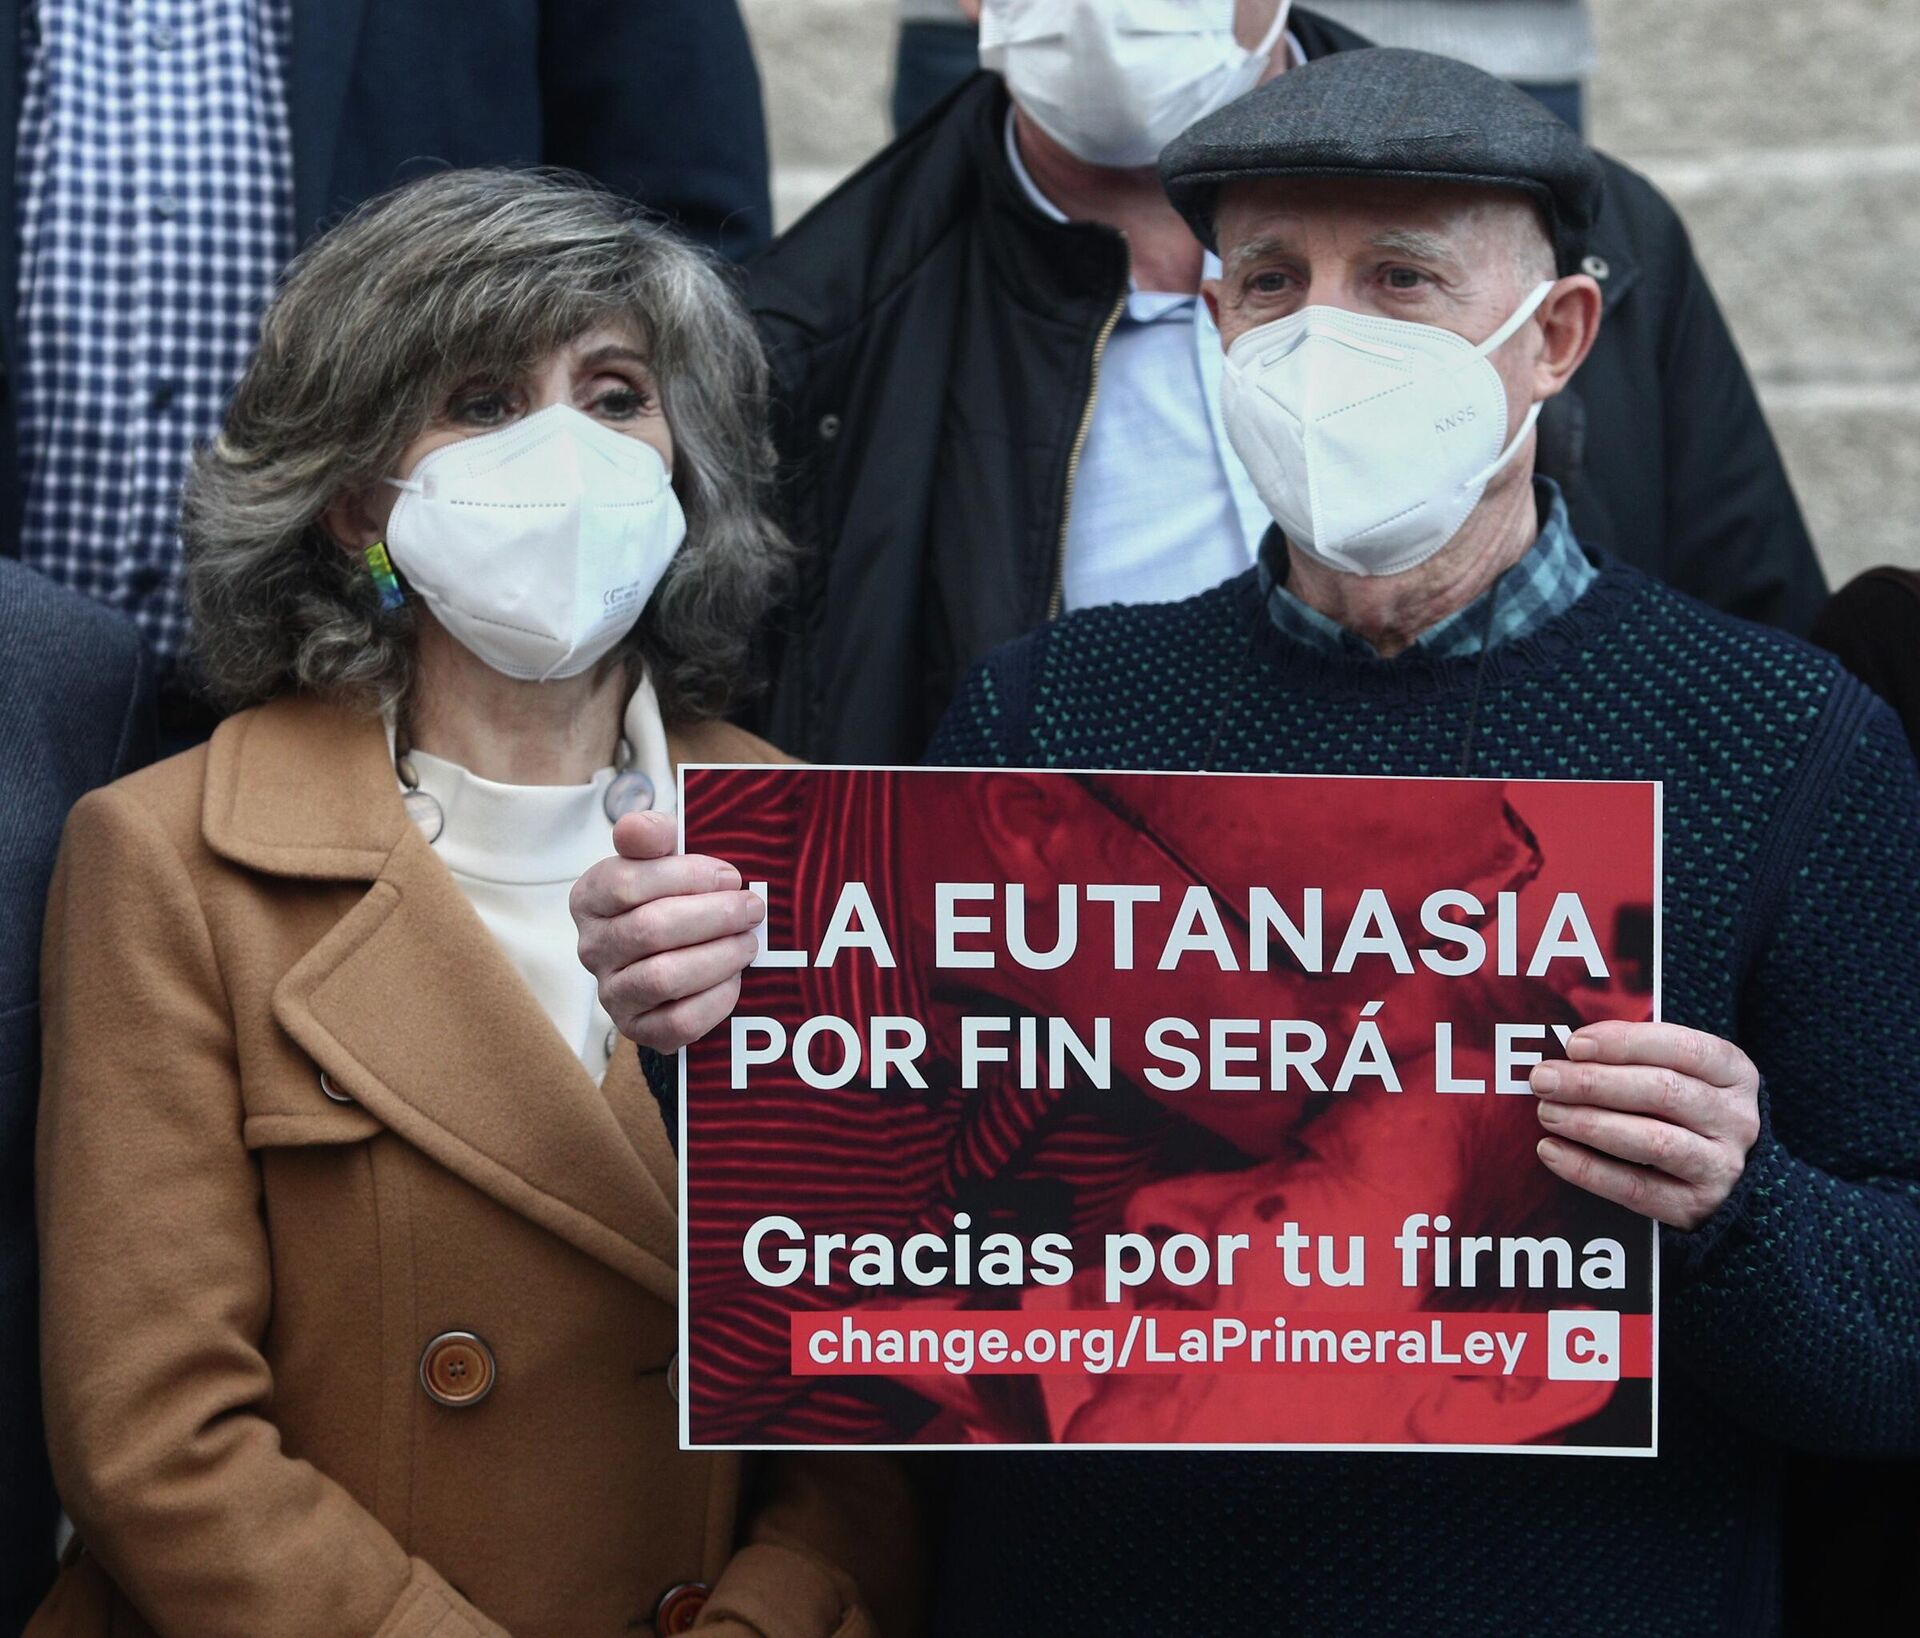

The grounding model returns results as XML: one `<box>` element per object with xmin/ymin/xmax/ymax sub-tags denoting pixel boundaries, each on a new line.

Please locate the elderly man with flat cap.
<box><xmin>749</xmin><ymin>2</ymin><xmax>1826</xmax><ymax>769</ymax></box>
<box><xmin>573</xmin><ymin>48</ymin><xmax>1920</xmax><ymax>1636</ymax></box>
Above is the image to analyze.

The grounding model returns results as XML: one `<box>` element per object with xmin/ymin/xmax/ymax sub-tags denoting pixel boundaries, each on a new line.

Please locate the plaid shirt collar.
<box><xmin>1258</xmin><ymin>478</ymin><xmax>1597</xmax><ymax>661</ymax></box>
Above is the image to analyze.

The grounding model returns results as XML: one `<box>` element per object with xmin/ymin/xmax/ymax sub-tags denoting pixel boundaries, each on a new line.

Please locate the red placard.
<box><xmin>679</xmin><ymin>767</ymin><xmax>1659</xmax><ymax>1454</ymax></box>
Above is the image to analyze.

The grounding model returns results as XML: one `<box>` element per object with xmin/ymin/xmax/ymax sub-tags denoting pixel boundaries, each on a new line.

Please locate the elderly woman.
<box><xmin>30</xmin><ymin>171</ymin><xmax>912</xmax><ymax>1638</ymax></box>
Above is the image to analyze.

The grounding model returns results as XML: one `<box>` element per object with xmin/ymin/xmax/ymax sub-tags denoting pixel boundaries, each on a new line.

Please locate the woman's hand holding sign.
<box><xmin>1530</xmin><ymin>1022</ymin><xmax>1762</xmax><ymax>1230</ymax></box>
<box><xmin>570</xmin><ymin>810</ymin><xmax>765</xmax><ymax>1050</ymax></box>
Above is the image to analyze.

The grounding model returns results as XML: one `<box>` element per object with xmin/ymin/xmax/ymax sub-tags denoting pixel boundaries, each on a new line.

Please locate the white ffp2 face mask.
<box><xmin>381</xmin><ymin>404</ymin><xmax>688</xmax><ymax>682</ymax></box>
<box><xmin>1220</xmin><ymin>281</ymin><xmax>1556</xmax><ymax>577</ymax></box>
<box><xmin>980</xmin><ymin>0</ymin><xmax>1291</xmax><ymax>169</ymax></box>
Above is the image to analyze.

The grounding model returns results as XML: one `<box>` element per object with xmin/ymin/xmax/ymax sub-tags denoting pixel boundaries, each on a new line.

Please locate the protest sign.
<box><xmin>679</xmin><ymin>767</ymin><xmax>1659</xmax><ymax>1454</ymax></box>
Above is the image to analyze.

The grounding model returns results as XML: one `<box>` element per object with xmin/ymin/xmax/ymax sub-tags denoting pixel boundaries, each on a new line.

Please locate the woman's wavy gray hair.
<box><xmin>184</xmin><ymin>167</ymin><xmax>791</xmax><ymax>722</ymax></box>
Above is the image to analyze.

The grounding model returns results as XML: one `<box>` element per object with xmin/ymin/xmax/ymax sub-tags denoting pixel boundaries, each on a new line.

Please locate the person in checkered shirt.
<box><xmin>1</xmin><ymin>0</ymin><xmax>773</xmax><ymax>755</ymax></box>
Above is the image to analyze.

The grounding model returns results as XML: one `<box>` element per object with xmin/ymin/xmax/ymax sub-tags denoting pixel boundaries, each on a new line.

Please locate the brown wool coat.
<box><xmin>29</xmin><ymin>696</ymin><xmax>918</xmax><ymax>1638</ymax></box>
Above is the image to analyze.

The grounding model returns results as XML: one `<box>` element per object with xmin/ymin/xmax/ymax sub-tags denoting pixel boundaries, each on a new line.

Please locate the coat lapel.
<box><xmin>272</xmin><ymin>822</ymin><xmax>682</xmax><ymax>1303</ymax></box>
<box><xmin>209</xmin><ymin>697</ymin><xmax>681</xmax><ymax>1301</ymax></box>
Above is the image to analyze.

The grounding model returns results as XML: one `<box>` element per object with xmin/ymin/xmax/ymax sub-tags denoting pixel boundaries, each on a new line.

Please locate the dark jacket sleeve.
<box><xmin>1809</xmin><ymin>569</ymin><xmax>1920</xmax><ymax>759</ymax></box>
<box><xmin>1619</xmin><ymin>164</ymin><xmax>1828</xmax><ymax>632</ymax></box>
<box><xmin>1664</xmin><ymin>689</ymin><xmax>1920</xmax><ymax>1457</ymax></box>
<box><xmin>0</xmin><ymin>595</ymin><xmax>153</xmax><ymax>1636</ymax></box>
<box><xmin>746</xmin><ymin>317</ymin><xmax>827</xmax><ymax>751</ymax></box>
<box><xmin>539</xmin><ymin>0</ymin><xmax>772</xmax><ymax>261</ymax></box>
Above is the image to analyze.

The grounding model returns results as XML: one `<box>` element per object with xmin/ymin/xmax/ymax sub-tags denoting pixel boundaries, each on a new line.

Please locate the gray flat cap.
<box><xmin>1160</xmin><ymin>48</ymin><xmax>1604</xmax><ymax>272</ymax></box>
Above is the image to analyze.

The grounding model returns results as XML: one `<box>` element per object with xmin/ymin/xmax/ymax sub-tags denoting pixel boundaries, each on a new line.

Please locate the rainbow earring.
<box><xmin>365</xmin><ymin>541</ymin><xmax>405</xmax><ymax>611</ymax></box>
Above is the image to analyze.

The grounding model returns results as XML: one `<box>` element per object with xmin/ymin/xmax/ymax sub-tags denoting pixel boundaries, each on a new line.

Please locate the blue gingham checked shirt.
<box><xmin>1261</xmin><ymin>477</ymin><xmax>1599</xmax><ymax>660</ymax></box>
<box><xmin>14</xmin><ymin>0</ymin><xmax>296</xmax><ymax>681</ymax></box>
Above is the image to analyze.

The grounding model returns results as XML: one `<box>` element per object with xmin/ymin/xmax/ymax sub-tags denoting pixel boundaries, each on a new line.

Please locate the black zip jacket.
<box><xmin>748</xmin><ymin>9</ymin><xmax>1827</xmax><ymax>764</ymax></box>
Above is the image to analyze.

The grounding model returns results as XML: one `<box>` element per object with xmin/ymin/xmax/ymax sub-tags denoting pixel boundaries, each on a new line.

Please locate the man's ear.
<box><xmin>1531</xmin><ymin>274</ymin><xmax>1603</xmax><ymax>402</ymax></box>
<box><xmin>1202</xmin><ymin>277</ymin><xmax>1224</xmax><ymax>330</ymax></box>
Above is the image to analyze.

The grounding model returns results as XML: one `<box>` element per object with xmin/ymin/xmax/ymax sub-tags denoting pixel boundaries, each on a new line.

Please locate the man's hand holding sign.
<box><xmin>1533</xmin><ymin>1022</ymin><xmax>1762</xmax><ymax>1232</ymax></box>
<box><xmin>572</xmin><ymin>808</ymin><xmax>766</xmax><ymax>1050</ymax></box>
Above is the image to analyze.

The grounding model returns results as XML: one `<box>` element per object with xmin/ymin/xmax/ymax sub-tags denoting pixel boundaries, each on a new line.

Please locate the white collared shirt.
<box><xmin>1001</xmin><ymin>42</ymin><xmax>1302</xmax><ymax>611</ymax></box>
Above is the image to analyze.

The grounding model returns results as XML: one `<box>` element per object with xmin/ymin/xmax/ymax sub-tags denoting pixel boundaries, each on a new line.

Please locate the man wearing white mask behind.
<box><xmin>750</xmin><ymin>0</ymin><xmax>1824</xmax><ymax>766</ymax></box>
<box><xmin>579</xmin><ymin>52</ymin><xmax>1919</xmax><ymax>1633</ymax></box>
<box><xmin>978</xmin><ymin>0</ymin><xmax>1295</xmax><ymax>616</ymax></box>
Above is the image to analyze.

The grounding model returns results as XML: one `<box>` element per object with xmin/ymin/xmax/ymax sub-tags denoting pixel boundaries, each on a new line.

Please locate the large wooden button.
<box><xmin>419</xmin><ymin>1332</ymin><xmax>496</xmax><ymax>1407</ymax></box>
<box><xmin>654</xmin><ymin>1582</ymin><xmax>709</xmax><ymax>1635</ymax></box>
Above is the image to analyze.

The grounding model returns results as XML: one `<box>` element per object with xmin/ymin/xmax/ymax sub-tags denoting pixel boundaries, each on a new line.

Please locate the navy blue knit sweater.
<box><xmin>923</xmin><ymin>556</ymin><xmax>1920</xmax><ymax>1637</ymax></box>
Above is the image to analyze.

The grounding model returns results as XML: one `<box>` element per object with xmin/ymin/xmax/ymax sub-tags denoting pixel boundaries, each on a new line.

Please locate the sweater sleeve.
<box><xmin>924</xmin><ymin>634</ymin><xmax>1050</xmax><ymax>769</ymax></box>
<box><xmin>1664</xmin><ymin>693</ymin><xmax>1920</xmax><ymax>1458</ymax></box>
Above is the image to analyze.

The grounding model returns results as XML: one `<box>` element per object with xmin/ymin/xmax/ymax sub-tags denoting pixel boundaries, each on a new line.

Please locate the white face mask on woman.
<box><xmin>381</xmin><ymin>403</ymin><xmax>688</xmax><ymax>682</ymax></box>
<box><xmin>980</xmin><ymin>0</ymin><xmax>1291</xmax><ymax>169</ymax></box>
<box><xmin>1220</xmin><ymin>281</ymin><xmax>1556</xmax><ymax>577</ymax></box>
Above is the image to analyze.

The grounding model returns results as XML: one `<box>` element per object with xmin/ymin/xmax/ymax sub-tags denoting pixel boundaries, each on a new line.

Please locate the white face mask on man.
<box><xmin>381</xmin><ymin>404</ymin><xmax>688</xmax><ymax>683</ymax></box>
<box><xmin>980</xmin><ymin>0</ymin><xmax>1291</xmax><ymax>169</ymax></box>
<box><xmin>1220</xmin><ymin>280</ymin><xmax>1556</xmax><ymax>577</ymax></box>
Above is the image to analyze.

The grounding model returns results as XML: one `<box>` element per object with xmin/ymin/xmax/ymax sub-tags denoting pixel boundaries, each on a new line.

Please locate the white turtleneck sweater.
<box><xmin>398</xmin><ymin>679</ymin><xmax>675</xmax><ymax>1082</ymax></box>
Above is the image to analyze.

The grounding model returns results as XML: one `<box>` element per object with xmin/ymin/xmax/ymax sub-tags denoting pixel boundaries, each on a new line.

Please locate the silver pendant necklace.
<box><xmin>604</xmin><ymin>760</ymin><xmax>657</xmax><ymax>821</ymax></box>
<box><xmin>393</xmin><ymin>726</ymin><xmax>657</xmax><ymax>844</ymax></box>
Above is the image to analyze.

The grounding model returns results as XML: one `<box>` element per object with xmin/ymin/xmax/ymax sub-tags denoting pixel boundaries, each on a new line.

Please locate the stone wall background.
<box><xmin>737</xmin><ymin>0</ymin><xmax>1920</xmax><ymax>588</ymax></box>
